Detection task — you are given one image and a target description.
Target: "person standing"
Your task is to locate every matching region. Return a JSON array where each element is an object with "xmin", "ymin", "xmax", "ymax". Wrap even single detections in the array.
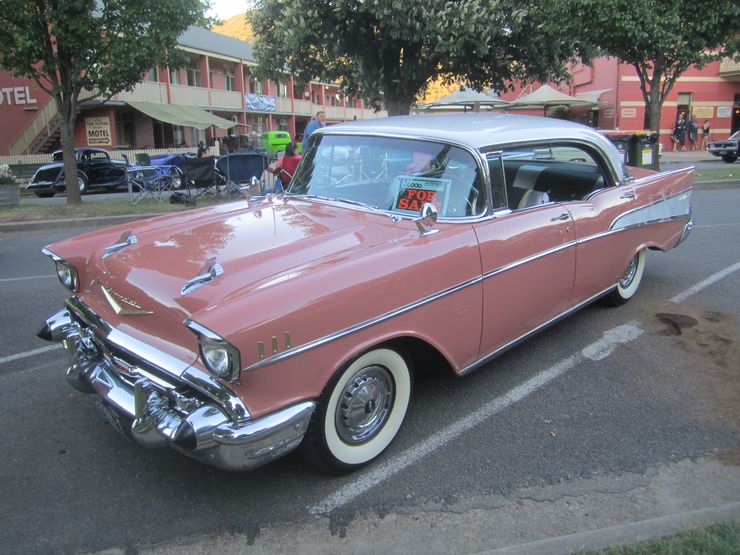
[
  {"xmin": 688, "ymin": 116, "xmax": 699, "ymax": 151},
  {"xmin": 700, "ymin": 120, "xmax": 711, "ymax": 150},
  {"xmin": 303, "ymin": 111, "xmax": 326, "ymax": 145},
  {"xmin": 672, "ymin": 112, "xmax": 687, "ymax": 152}
]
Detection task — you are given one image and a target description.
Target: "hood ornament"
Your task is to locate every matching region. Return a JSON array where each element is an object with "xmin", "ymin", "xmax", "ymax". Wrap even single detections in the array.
[
  {"xmin": 101, "ymin": 285, "xmax": 153, "ymax": 315},
  {"xmin": 103, "ymin": 230, "xmax": 137, "ymax": 258},
  {"xmin": 181, "ymin": 256, "xmax": 224, "ymax": 295}
]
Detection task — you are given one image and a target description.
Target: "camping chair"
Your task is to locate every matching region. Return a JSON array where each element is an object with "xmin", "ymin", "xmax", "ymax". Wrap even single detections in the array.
[
  {"xmin": 183, "ymin": 156, "xmax": 222, "ymax": 199},
  {"xmin": 215, "ymin": 152, "xmax": 270, "ymax": 197},
  {"xmin": 127, "ymin": 161, "xmax": 180, "ymax": 205}
]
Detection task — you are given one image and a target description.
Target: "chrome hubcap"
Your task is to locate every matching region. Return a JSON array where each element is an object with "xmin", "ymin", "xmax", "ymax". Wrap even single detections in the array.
[
  {"xmin": 619, "ymin": 255, "xmax": 638, "ymax": 288},
  {"xmin": 335, "ymin": 365, "xmax": 394, "ymax": 445}
]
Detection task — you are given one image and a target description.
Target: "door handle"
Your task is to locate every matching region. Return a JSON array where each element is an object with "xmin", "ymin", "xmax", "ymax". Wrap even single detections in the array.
[
  {"xmin": 550, "ymin": 213, "xmax": 569, "ymax": 221},
  {"xmin": 620, "ymin": 189, "xmax": 636, "ymax": 200}
]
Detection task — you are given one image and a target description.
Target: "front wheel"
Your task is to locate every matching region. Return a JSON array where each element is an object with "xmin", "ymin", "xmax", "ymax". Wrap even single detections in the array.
[
  {"xmin": 722, "ymin": 154, "xmax": 737, "ymax": 163},
  {"xmin": 302, "ymin": 347, "xmax": 412, "ymax": 473},
  {"xmin": 603, "ymin": 249, "xmax": 646, "ymax": 306},
  {"xmin": 78, "ymin": 175, "xmax": 88, "ymax": 194}
]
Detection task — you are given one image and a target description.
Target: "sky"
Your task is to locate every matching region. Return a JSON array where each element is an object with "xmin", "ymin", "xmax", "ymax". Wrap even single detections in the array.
[{"xmin": 206, "ymin": 0, "xmax": 249, "ymax": 21}]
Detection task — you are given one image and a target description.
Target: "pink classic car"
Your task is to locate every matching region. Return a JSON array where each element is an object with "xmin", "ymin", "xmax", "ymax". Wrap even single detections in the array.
[{"xmin": 38, "ymin": 115, "xmax": 693, "ymax": 473}]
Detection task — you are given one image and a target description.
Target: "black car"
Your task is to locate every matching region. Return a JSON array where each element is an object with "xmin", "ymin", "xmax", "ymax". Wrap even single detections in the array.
[
  {"xmin": 708, "ymin": 131, "xmax": 739, "ymax": 163},
  {"xmin": 26, "ymin": 148, "xmax": 127, "ymax": 197}
]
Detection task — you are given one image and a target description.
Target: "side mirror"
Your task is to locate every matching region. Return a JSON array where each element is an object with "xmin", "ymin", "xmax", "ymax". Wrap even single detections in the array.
[{"xmin": 414, "ymin": 202, "xmax": 439, "ymax": 236}]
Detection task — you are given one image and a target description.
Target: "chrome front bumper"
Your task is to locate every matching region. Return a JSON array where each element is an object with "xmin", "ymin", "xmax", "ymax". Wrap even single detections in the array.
[{"xmin": 39, "ymin": 307, "xmax": 315, "ymax": 471}]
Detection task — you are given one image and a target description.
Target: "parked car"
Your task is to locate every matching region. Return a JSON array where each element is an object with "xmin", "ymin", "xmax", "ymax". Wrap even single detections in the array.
[
  {"xmin": 708, "ymin": 131, "xmax": 739, "ymax": 163},
  {"xmin": 261, "ymin": 130, "xmax": 293, "ymax": 157},
  {"xmin": 37, "ymin": 115, "xmax": 694, "ymax": 473},
  {"xmin": 26, "ymin": 148, "xmax": 127, "ymax": 197}
]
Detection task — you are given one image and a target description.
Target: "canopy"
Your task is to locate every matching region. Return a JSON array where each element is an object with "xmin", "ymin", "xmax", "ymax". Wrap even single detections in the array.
[
  {"xmin": 126, "ymin": 101, "xmax": 237, "ymax": 130},
  {"xmin": 417, "ymin": 88, "xmax": 509, "ymax": 112},
  {"xmin": 509, "ymin": 85, "xmax": 594, "ymax": 110},
  {"xmin": 574, "ymin": 89, "xmax": 613, "ymax": 104}
]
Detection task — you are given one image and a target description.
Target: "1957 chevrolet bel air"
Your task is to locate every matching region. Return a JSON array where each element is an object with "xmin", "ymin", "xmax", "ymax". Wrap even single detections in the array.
[{"xmin": 38, "ymin": 115, "xmax": 693, "ymax": 473}]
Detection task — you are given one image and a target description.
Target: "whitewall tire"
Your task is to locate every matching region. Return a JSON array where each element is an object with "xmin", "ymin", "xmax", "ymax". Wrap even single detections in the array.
[
  {"xmin": 302, "ymin": 347, "xmax": 412, "ymax": 473},
  {"xmin": 604, "ymin": 248, "xmax": 646, "ymax": 306}
]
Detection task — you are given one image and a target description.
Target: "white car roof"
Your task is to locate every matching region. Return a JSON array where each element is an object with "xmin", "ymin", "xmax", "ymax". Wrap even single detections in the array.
[{"xmin": 319, "ymin": 114, "xmax": 625, "ymax": 177}]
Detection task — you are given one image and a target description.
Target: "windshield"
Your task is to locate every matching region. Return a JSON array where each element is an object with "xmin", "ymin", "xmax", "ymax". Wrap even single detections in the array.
[{"xmin": 289, "ymin": 134, "xmax": 486, "ymax": 218}]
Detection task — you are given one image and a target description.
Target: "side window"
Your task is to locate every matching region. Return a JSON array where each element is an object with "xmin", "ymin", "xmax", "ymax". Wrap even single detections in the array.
[
  {"xmin": 486, "ymin": 152, "xmax": 509, "ymax": 210},
  {"xmin": 501, "ymin": 145, "xmax": 608, "ymax": 210}
]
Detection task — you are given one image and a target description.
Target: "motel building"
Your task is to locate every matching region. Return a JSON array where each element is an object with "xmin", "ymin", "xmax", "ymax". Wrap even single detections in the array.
[
  {"xmin": 498, "ymin": 56, "xmax": 740, "ymax": 152},
  {"xmin": 0, "ymin": 26, "xmax": 387, "ymax": 158}
]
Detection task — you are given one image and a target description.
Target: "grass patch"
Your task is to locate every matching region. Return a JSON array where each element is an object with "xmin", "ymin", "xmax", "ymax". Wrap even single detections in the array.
[
  {"xmin": 0, "ymin": 196, "xmax": 229, "ymax": 223},
  {"xmin": 580, "ymin": 521, "xmax": 740, "ymax": 554},
  {"xmin": 694, "ymin": 167, "xmax": 738, "ymax": 182}
]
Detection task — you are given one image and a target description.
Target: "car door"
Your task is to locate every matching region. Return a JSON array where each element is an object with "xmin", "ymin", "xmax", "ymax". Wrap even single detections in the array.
[{"xmin": 473, "ymin": 152, "xmax": 577, "ymax": 361}]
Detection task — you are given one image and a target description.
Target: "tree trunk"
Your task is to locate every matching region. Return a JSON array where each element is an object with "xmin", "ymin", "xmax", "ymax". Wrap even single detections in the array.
[
  {"xmin": 56, "ymin": 97, "xmax": 81, "ymax": 205},
  {"xmin": 383, "ymin": 90, "xmax": 414, "ymax": 116}
]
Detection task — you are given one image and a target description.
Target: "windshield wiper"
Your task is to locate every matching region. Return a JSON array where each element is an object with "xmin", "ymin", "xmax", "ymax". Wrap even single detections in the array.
[{"xmin": 289, "ymin": 194, "xmax": 398, "ymax": 220}]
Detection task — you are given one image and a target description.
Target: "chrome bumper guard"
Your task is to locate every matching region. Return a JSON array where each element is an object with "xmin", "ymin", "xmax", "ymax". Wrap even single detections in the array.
[
  {"xmin": 675, "ymin": 217, "xmax": 694, "ymax": 247},
  {"xmin": 39, "ymin": 309, "xmax": 315, "ymax": 471}
]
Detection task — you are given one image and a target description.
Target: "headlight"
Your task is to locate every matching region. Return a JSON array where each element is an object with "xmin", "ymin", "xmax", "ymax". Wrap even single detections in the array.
[
  {"xmin": 42, "ymin": 248, "xmax": 79, "ymax": 291},
  {"xmin": 186, "ymin": 320, "xmax": 241, "ymax": 382}
]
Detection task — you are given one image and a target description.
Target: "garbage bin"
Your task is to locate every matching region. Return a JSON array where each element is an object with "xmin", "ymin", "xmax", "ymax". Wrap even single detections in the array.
[
  {"xmin": 630, "ymin": 131, "xmax": 659, "ymax": 170},
  {"xmin": 604, "ymin": 133, "xmax": 633, "ymax": 166}
]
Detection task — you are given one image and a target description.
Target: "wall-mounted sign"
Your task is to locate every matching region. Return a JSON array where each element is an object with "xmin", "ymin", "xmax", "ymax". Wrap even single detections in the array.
[
  {"xmin": 0, "ymin": 86, "xmax": 38, "ymax": 107},
  {"xmin": 692, "ymin": 106, "xmax": 713, "ymax": 119},
  {"xmin": 85, "ymin": 116, "xmax": 112, "ymax": 146},
  {"xmin": 244, "ymin": 93, "xmax": 276, "ymax": 112},
  {"xmin": 717, "ymin": 106, "xmax": 732, "ymax": 118},
  {"xmin": 621, "ymin": 108, "xmax": 637, "ymax": 118}
]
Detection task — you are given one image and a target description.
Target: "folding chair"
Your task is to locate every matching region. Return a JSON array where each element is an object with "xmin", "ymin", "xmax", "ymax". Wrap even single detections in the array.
[
  {"xmin": 215, "ymin": 152, "xmax": 269, "ymax": 197},
  {"xmin": 127, "ymin": 162, "xmax": 180, "ymax": 205},
  {"xmin": 183, "ymin": 156, "xmax": 222, "ymax": 199}
]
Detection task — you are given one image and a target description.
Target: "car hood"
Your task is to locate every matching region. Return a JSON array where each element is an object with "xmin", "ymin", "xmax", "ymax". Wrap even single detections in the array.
[{"xmin": 50, "ymin": 198, "xmax": 406, "ymax": 358}]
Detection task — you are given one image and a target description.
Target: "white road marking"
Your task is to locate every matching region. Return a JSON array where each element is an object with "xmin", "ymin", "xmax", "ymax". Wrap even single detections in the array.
[
  {"xmin": 310, "ymin": 322, "xmax": 644, "ymax": 515},
  {"xmin": 0, "ymin": 274, "xmax": 56, "ymax": 283},
  {"xmin": 311, "ymin": 259, "xmax": 740, "ymax": 515},
  {"xmin": 670, "ymin": 260, "xmax": 740, "ymax": 303},
  {"xmin": 0, "ymin": 344, "xmax": 62, "ymax": 365}
]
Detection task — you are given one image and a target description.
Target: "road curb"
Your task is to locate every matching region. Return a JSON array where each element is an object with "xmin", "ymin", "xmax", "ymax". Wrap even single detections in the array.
[
  {"xmin": 0, "ymin": 213, "xmax": 166, "ymax": 233},
  {"xmin": 478, "ymin": 502, "xmax": 740, "ymax": 555}
]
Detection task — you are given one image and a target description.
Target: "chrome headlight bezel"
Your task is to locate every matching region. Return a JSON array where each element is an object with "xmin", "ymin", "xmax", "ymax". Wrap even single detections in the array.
[
  {"xmin": 42, "ymin": 247, "xmax": 79, "ymax": 291},
  {"xmin": 185, "ymin": 320, "xmax": 242, "ymax": 383}
]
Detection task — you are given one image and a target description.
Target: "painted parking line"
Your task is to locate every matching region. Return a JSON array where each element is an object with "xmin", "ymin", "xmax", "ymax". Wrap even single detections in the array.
[
  {"xmin": 0, "ymin": 274, "xmax": 56, "ymax": 283},
  {"xmin": 310, "ymin": 259, "xmax": 740, "ymax": 515},
  {"xmin": 0, "ymin": 344, "xmax": 62, "ymax": 365}
]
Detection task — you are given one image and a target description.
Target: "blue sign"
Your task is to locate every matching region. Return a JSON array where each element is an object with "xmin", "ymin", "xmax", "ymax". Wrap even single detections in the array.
[{"xmin": 244, "ymin": 93, "xmax": 277, "ymax": 112}]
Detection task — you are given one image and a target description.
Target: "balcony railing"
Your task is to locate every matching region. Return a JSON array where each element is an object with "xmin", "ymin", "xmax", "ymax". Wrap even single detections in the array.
[
  {"xmin": 116, "ymin": 82, "xmax": 169, "ymax": 104},
  {"xmin": 211, "ymin": 89, "xmax": 243, "ymax": 110},
  {"xmin": 275, "ymin": 97, "xmax": 293, "ymax": 113},
  {"xmin": 719, "ymin": 57, "xmax": 740, "ymax": 77},
  {"xmin": 170, "ymin": 84, "xmax": 209, "ymax": 106}
]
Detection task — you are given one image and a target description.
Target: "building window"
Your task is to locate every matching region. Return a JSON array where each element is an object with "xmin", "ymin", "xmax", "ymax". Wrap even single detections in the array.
[
  {"xmin": 278, "ymin": 80, "xmax": 287, "ymax": 97},
  {"xmin": 250, "ymin": 77, "xmax": 262, "ymax": 94},
  {"xmin": 186, "ymin": 64, "xmax": 201, "ymax": 87},
  {"xmin": 169, "ymin": 68, "xmax": 180, "ymax": 85},
  {"xmin": 225, "ymin": 72, "xmax": 236, "ymax": 91},
  {"xmin": 278, "ymin": 117, "xmax": 289, "ymax": 131},
  {"xmin": 147, "ymin": 67, "xmax": 158, "ymax": 82},
  {"xmin": 115, "ymin": 111, "xmax": 135, "ymax": 148}
]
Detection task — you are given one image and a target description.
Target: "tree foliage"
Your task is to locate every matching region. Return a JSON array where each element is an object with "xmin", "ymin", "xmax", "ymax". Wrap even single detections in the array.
[
  {"xmin": 250, "ymin": 0, "xmax": 588, "ymax": 116},
  {"xmin": 0, "ymin": 0, "xmax": 209, "ymax": 204},
  {"xmin": 554, "ymin": 0, "xmax": 739, "ymax": 131}
]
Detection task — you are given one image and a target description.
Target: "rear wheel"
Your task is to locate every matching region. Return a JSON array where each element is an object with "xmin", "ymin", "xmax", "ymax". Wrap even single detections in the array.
[
  {"xmin": 78, "ymin": 175, "xmax": 88, "ymax": 194},
  {"xmin": 302, "ymin": 347, "xmax": 412, "ymax": 473},
  {"xmin": 721, "ymin": 154, "xmax": 737, "ymax": 163},
  {"xmin": 34, "ymin": 191, "xmax": 55, "ymax": 198},
  {"xmin": 603, "ymin": 249, "xmax": 646, "ymax": 306}
]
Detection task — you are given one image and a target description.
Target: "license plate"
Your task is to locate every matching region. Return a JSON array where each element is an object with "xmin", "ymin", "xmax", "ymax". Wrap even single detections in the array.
[{"xmin": 94, "ymin": 399, "xmax": 133, "ymax": 441}]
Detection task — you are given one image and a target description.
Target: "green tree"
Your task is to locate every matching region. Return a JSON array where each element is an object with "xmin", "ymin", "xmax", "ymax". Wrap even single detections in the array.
[
  {"xmin": 556, "ymin": 0, "xmax": 739, "ymax": 132},
  {"xmin": 250, "ymin": 0, "xmax": 587, "ymax": 116},
  {"xmin": 0, "ymin": 0, "xmax": 209, "ymax": 204}
]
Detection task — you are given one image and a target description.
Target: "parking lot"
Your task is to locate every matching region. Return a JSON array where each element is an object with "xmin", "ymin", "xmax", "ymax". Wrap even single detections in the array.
[{"xmin": 0, "ymin": 185, "xmax": 738, "ymax": 554}]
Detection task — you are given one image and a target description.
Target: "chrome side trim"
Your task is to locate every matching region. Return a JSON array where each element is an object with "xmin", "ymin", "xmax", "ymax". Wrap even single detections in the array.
[
  {"xmin": 482, "ymin": 240, "xmax": 576, "ymax": 280},
  {"xmin": 459, "ymin": 284, "xmax": 616, "ymax": 376},
  {"xmin": 609, "ymin": 188, "xmax": 692, "ymax": 231},
  {"xmin": 64, "ymin": 297, "xmax": 250, "ymax": 421},
  {"xmin": 244, "ymin": 273, "xmax": 484, "ymax": 372}
]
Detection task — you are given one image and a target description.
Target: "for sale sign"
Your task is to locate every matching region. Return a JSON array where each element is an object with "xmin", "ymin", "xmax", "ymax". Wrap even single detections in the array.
[
  {"xmin": 392, "ymin": 176, "xmax": 451, "ymax": 215},
  {"xmin": 85, "ymin": 116, "xmax": 112, "ymax": 146}
]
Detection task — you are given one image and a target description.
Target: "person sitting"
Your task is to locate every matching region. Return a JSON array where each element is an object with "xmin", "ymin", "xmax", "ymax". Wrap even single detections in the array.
[{"xmin": 269, "ymin": 142, "xmax": 302, "ymax": 192}]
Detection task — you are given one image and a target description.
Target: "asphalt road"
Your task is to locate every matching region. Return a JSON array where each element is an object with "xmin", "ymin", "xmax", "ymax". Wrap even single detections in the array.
[{"xmin": 0, "ymin": 188, "xmax": 739, "ymax": 554}]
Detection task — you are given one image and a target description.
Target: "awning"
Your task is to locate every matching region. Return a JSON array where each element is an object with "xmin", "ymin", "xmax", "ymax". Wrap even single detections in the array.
[
  {"xmin": 125, "ymin": 101, "xmax": 237, "ymax": 130},
  {"xmin": 574, "ymin": 89, "xmax": 613, "ymax": 104}
]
